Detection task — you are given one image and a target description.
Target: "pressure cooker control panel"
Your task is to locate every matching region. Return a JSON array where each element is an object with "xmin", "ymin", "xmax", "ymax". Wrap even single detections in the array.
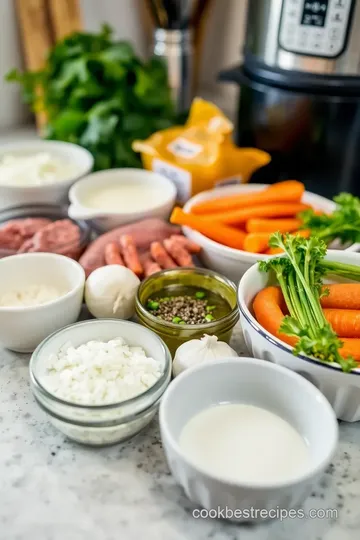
[{"xmin": 279, "ymin": 0, "xmax": 355, "ymax": 58}]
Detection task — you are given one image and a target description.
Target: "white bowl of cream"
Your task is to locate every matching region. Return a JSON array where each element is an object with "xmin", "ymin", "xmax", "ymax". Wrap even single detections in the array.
[
  {"xmin": 159, "ymin": 358, "xmax": 338, "ymax": 522},
  {"xmin": 68, "ymin": 168, "xmax": 177, "ymax": 231},
  {"xmin": 0, "ymin": 140, "xmax": 93, "ymax": 211}
]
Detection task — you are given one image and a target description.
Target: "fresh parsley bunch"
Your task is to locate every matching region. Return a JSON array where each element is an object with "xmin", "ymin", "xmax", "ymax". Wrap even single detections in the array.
[{"xmin": 7, "ymin": 25, "xmax": 177, "ymax": 170}]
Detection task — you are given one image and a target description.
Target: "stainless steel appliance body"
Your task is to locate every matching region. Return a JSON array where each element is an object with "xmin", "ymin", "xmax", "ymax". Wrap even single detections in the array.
[
  {"xmin": 245, "ymin": 0, "xmax": 360, "ymax": 77},
  {"xmin": 219, "ymin": 0, "xmax": 360, "ymax": 197}
]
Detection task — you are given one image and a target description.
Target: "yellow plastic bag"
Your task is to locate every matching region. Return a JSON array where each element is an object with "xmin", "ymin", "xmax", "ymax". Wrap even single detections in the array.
[{"xmin": 133, "ymin": 98, "xmax": 271, "ymax": 203}]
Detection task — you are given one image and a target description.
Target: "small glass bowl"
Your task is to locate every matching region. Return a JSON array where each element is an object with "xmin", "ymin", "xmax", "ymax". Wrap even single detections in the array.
[
  {"xmin": 29, "ymin": 319, "xmax": 172, "ymax": 446},
  {"xmin": 0, "ymin": 204, "xmax": 92, "ymax": 260},
  {"xmin": 135, "ymin": 267, "xmax": 239, "ymax": 356}
]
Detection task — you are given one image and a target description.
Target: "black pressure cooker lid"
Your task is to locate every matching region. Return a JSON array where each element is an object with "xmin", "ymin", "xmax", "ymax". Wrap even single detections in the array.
[{"xmin": 219, "ymin": 56, "xmax": 360, "ymax": 98}]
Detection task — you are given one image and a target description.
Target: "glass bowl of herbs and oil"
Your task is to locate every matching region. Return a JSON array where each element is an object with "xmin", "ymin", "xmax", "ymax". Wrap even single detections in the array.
[{"xmin": 135, "ymin": 267, "xmax": 239, "ymax": 355}]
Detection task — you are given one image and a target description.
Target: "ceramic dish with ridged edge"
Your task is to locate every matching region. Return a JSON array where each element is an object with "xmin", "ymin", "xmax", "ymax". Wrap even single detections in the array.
[
  {"xmin": 159, "ymin": 358, "xmax": 338, "ymax": 522},
  {"xmin": 182, "ymin": 184, "xmax": 360, "ymax": 283},
  {"xmin": 238, "ymin": 249, "xmax": 360, "ymax": 422}
]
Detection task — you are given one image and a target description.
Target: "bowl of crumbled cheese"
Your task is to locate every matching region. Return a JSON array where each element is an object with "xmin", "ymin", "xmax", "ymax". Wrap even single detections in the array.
[
  {"xmin": 0, "ymin": 252, "xmax": 85, "ymax": 352},
  {"xmin": 29, "ymin": 319, "xmax": 172, "ymax": 446}
]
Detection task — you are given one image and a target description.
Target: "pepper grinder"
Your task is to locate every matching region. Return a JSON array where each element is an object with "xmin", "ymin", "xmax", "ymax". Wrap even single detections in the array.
[{"xmin": 145, "ymin": 0, "xmax": 212, "ymax": 113}]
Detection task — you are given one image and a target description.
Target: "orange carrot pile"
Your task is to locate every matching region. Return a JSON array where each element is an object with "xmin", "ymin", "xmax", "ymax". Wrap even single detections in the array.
[
  {"xmin": 170, "ymin": 207, "xmax": 246, "ymax": 250},
  {"xmin": 170, "ymin": 180, "xmax": 323, "ymax": 253},
  {"xmin": 191, "ymin": 180, "xmax": 305, "ymax": 215},
  {"xmin": 253, "ymin": 285, "xmax": 360, "ymax": 362}
]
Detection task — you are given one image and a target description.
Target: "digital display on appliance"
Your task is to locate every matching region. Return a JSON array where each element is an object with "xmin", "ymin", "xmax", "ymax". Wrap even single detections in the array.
[{"xmin": 301, "ymin": 1, "xmax": 329, "ymax": 27}]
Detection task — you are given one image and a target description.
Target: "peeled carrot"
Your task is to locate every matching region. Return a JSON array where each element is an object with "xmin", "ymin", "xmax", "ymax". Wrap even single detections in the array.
[
  {"xmin": 324, "ymin": 309, "xmax": 360, "ymax": 338},
  {"xmin": 253, "ymin": 286, "xmax": 360, "ymax": 361},
  {"xmin": 198, "ymin": 202, "xmax": 310, "ymax": 226},
  {"xmin": 244, "ymin": 233, "xmax": 272, "ymax": 254},
  {"xmin": 340, "ymin": 339, "xmax": 360, "ymax": 361},
  {"xmin": 191, "ymin": 180, "xmax": 305, "ymax": 215},
  {"xmin": 119, "ymin": 235, "xmax": 143, "ymax": 276},
  {"xmin": 265, "ymin": 247, "xmax": 284, "ymax": 255},
  {"xmin": 170, "ymin": 207, "xmax": 246, "ymax": 250},
  {"xmin": 252, "ymin": 286, "xmax": 297, "ymax": 347},
  {"xmin": 104, "ymin": 242, "xmax": 124, "ymax": 266},
  {"xmin": 321, "ymin": 284, "xmax": 360, "ymax": 310},
  {"xmin": 246, "ymin": 218, "xmax": 302, "ymax": 234}
]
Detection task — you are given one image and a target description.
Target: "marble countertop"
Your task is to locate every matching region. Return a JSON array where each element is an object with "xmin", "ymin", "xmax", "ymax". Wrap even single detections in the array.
[{"xmin": 1, "ymin": 323, "xmax": 360, "ymax": 540}]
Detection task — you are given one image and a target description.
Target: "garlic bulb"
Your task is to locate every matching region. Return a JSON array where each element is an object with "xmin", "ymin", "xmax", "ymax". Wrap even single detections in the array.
[
  {"xmin": 172, "ymin": 334, "xmax": 238, "ymax": 377},
  {"xmin": 85, "ymin": 265, "xmax": 140, "ymax": 320}
]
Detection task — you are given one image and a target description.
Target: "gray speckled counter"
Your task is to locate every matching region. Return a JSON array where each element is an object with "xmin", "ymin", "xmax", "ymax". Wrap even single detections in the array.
[{"xmin": 1, "ymin": 323, "xmax": 360, "ymax": 540}]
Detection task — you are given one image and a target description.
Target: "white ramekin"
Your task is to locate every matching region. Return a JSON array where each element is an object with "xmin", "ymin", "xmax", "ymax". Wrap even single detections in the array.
[
  {"xmin": 68, "ymin": 168, "xmax": 177, "ymax": 231},
  {"xmin": 159, "ymin": 358, "xmax": 338, "ymax": 521},
  {"xmin": 0, "ymin": 253, "xmax": 85, "ymax": 352}
]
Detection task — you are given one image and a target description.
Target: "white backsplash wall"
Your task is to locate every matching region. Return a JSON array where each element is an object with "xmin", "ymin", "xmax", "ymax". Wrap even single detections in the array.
[{"xmin": 0, "ymin": 0, "xmax": 247, "ymax": 130}]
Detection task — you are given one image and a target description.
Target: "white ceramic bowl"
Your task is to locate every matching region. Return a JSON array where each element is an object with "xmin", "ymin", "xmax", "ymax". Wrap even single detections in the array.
[
  {"xmin": 30, "ymin": 319, "xmax": 172, "ymax": 446},
  {"xmin": 183, "ymin": 184, "xmax": 360, "ymax": 282},
  {"xmin": 0, "ymin": 140, "xmax": 94, "ymax": 211},
  {"xmin": 238, "ymin": 249, "xmax": 360, "ymax": 422},
  {"xmin": 160, "ymin": 358, "xmax": 338, "ymax": 521},
  {"xmin": 68, "ymin": 168, "xmax": 177, "ymax": 231},
  {"xmin": 0, "ymin": 253, "xmax": 85, "ymax": 352}
]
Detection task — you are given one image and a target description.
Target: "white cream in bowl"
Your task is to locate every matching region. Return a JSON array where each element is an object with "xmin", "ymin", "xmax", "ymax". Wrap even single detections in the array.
[
  {"xmin": 179, "ymin": 403, "xmax": 310, "ymax": 485},
  {"xmin": 0, "ymin": 152, "xmax": 81, "ymax": 186},
  {"xmin": 159, "ymin": 358, "xmax": 338, "ymax": 521}
]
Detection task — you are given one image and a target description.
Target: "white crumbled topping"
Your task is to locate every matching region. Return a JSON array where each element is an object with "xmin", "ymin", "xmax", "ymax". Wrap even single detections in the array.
[
  {"xmin": 0, "ymin": 284, "xmax": 65, "ymax": 307},
  {"xmin": 0, "ymin": 152, "xmax": 80, "ymax": 186},
  {"xmin": 40, "ymin": 338, "xmax": 162, "ymax": 405}
]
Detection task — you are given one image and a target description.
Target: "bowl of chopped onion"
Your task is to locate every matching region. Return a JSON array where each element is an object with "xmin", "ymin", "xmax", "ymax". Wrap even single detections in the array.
[{"xmin": 29, "ymin": 319, "xmax": 172, "ymax": 446}]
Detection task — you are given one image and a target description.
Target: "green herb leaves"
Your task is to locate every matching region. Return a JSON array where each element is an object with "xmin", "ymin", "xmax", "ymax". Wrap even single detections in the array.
[
  {"xmin": 300, "ymin": 193, "xmax": 360, "ymax": 245},
  {"xmin": 260, "ymin": 233, "xmax": 356, "ymax": 371},
  {"xmin": 7, "ymin": 25, "xmax": 177, "ymax": 170}
]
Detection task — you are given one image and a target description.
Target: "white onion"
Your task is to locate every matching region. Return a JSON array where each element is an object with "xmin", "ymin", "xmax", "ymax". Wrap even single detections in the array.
[{"xmin": 85, "ymin": 265, "xmax": 140, "ymax": 320}]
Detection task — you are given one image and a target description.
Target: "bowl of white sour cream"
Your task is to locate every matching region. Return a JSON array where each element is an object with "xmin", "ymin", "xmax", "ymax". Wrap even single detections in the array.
[
  {"xmin": 159, "ymin": 358, "xmax": 338, "ymax": 522},
  {"xmin": 68, "ymin": 168, "xmax": 177, "ymax": 231},
  {"xmin": 0, "ymin": 140, "xmax": 93, "ymax": 211},
  {"xmin": 30, "ymin": 319, "xmax": 172, "ymax": 446}
]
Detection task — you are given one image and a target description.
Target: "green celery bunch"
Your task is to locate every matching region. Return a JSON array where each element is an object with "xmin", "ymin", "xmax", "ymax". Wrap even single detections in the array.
[{"xmin": 259, "ymin": 233, "xmax": 357, "ymax": 372}]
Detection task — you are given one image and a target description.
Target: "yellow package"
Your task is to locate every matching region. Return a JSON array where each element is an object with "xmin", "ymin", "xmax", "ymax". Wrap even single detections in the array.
[{"xmin": 132, "ymin": 98, "xmax": 271, "ymax": 203}]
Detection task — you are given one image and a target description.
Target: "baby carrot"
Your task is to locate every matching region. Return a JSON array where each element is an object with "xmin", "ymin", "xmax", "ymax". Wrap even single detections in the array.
[
  {"xmin": 170, "ymin": 207, "xmax": 246, "ymax": 250},
  {"xmin": 104, "ymin": 242, "xmax": 124, "ymax": 266},
  {"xmin": 244, "ymin": 233, "xmax": 272, "ymax": 253},
  {"xmin": 246, "ymin": 218, "xmax": 302, "ymax": 234},
  {"xmin": 198, "ymin": 202, "xmax": 310, "ymax": 226},
  {"xmin": 253, "ymin": 286, "xmax": 360, "ymax": 361},
  {"xmin": 320, "ymin": 284, "xmax": 360, "ymax": 310},
  {"xmin": 252, "ymin": 286, "xmax": 297, "ymax": 347},
  {"xmin": 191, "ymin": 180, "xmax": 305, "ymax": 215},
  {"xmin": 324, "ymin": 309, "xmax": 360, "ymax": 338}
]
